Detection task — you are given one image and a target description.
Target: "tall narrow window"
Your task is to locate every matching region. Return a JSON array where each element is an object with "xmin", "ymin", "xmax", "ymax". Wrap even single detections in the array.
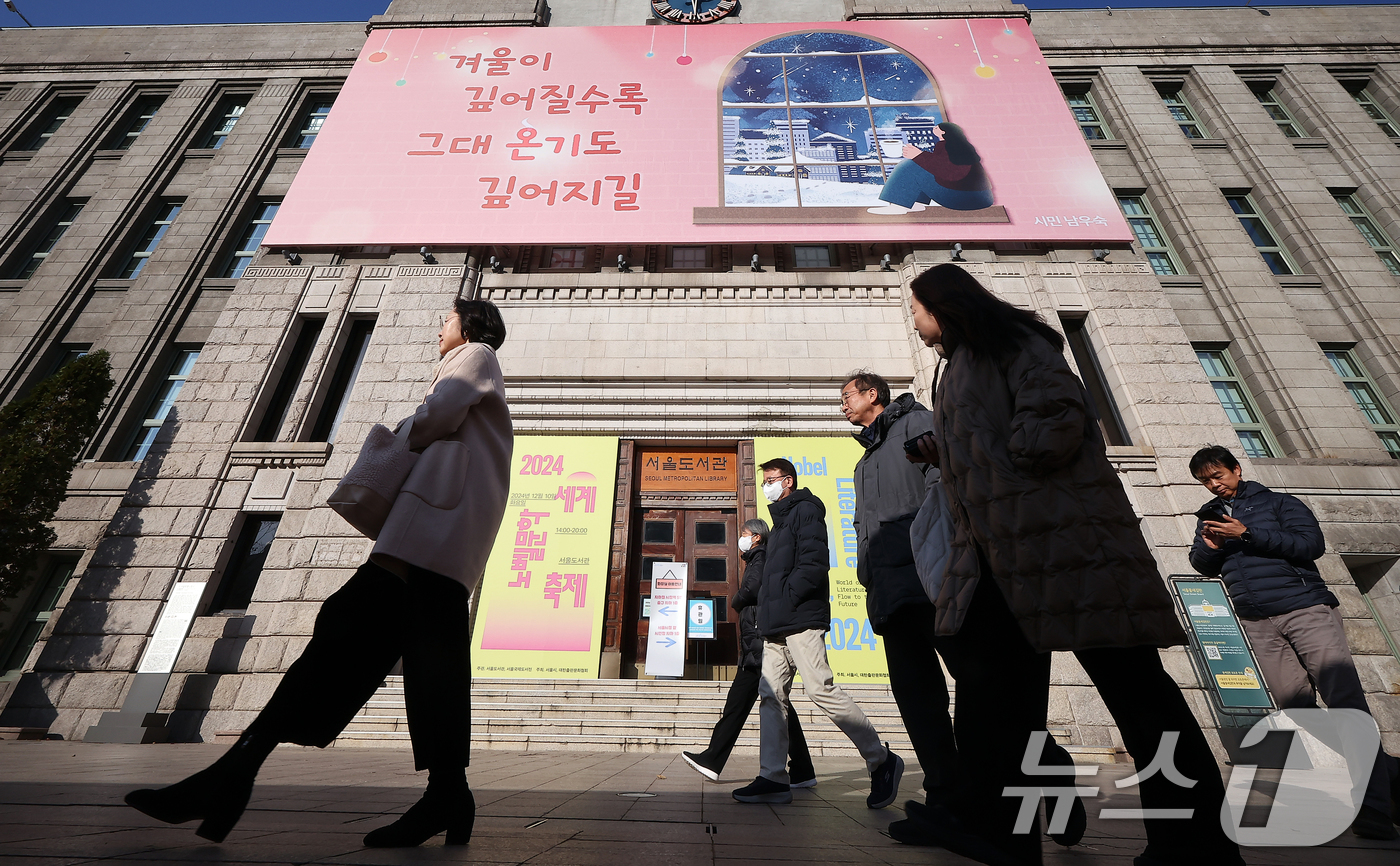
[
  {"xmin": 1334, "ymin": 193, "xmax": 1400, "ymax": 276},
  {"xmin": 1195, "ymin": 347, "xmax": 1278, "ymax": 458},
  {"xmin": 1249, "ymin": 85, "xmax": 1303, "ymax": 138},
  {"xmin": 1225, "ymin": 194, "xmax": 1295, "ymax": 276},
  {"xmin": 200, "ymin": 95, "xmax": 250, "ymax": 149},
  {"xmin": 17, "ymin": 96, "xmax": 83, "ymax": 151},
  {"xmin": 1347, "ymin": 86, "xmax": 1400, "ymax": 138},
  {"xmin": 105, "ymin": 96, "xmax": 165, "ymax": 151},
  {"xmin": 49, "ymin": 344, "xmax": 90, "ymax": 376},
  {"xmin": 0, "ymin": 557, "xmax": 78, "ymax": 677},
  {"xmin": 221, "ymin": 202, "xmax": 280, "ymax": 278},
  {"xmin": 255, "ymin": 318, "xmax": 323, "ymax": 442},
  {"xmin": 1157, "ymin": 87, "xmax": 1207, "ymax": 139},
  {"xmin": 292, "ymin": 98, "xmax": 335, "ymax": 148},
  {"xmin": 310, "ymin": 320, "xmax": 374, "ymax": 443},
  {"xmin": 1061, "ymin": 317, "xmax": 1131, "ymax": 446},
  {"xmin": 1117, "ymin": 195, "xmax": 1181, "ymax": 275},
  {"xmin": 1323, "ymin": 347, "xmax": 1400, "ymax": 459},
  {"xmin": 210, "ymin": 516, "xmax": 280, "ymax": 612},
  {"xmin": 124, "ymin": 348, "xmax": 200, "ymax": 462},
  {"xmin": 8, "ymin": 201, "xmax": 84, "ymax": 280},
  {"xmin": 117, "ymin": 201, "xmax": 183, "ymax": 279},
  {"xmin": 1062, "ymin": 88, "xmax": 1111, "ymax": 140}
]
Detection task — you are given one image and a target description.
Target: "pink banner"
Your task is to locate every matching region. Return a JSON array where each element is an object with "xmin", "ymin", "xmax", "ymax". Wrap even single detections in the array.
[{"xmin": 266, "ymin": 20, "xmax": 1132, "ymax": 247}]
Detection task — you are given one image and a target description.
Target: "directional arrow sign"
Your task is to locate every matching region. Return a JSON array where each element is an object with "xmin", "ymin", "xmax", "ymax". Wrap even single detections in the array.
[{"xmin": 644, "ymin": 562, "xmax": 687, "ymax": 678}]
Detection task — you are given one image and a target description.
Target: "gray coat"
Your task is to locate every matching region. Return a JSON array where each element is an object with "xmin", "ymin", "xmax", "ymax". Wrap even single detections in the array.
[
  {"xmin": 930, "ymin": 334, "xmax": 1186, "ymax": 652},
  {"xmin": 852, "ymin": 392, "xmax": 937, "ymax": 633}
]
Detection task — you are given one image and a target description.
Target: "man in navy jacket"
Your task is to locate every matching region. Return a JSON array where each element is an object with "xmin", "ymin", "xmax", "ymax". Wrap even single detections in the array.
[{"xmin": 1188, "ymin": 445, "xmax": 1398, "ymax": 839}]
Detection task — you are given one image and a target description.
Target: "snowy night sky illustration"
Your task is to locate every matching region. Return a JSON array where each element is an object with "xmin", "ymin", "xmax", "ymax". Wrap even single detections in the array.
[{"xmin": 721, "ymin": 31, "xmax": 944, "ymax": 207}]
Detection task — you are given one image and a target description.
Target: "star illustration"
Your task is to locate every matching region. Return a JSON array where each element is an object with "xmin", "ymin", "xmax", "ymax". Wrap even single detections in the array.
[
  {"xmin": 845, "ymin": 120, "xmax": 857, "ymax": 131},
  {"xmin": 745, "ymin": 86, "xmax": 756, "ymax": 96}
]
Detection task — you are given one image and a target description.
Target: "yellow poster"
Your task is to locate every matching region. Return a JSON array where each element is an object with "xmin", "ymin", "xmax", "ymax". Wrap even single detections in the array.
[
  {"xmin": 472, "ymin": 436, "xmax": 619, "ymax": 678},
  {"xmin": 753, "ymin": 437, "xmax": 890, "ymax": 684}
]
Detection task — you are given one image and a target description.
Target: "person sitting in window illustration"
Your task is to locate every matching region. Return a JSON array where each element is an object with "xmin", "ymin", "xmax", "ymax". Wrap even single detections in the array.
[{"xmin": 868, "ymin": 123, "xmax": 994, "ymax": 214}]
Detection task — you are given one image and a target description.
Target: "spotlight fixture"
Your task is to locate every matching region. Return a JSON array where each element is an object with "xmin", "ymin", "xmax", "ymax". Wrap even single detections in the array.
[
  {"xmin": 880, "ymin": 254, "xmax": 893, "ymax": 272},
  {"xmin": 1093, "ymin": 249, "xmax": 1111, "ymax": 262},
  {"xmin": 617, "ymin": 254, "xmax": 630, "ymax": 273},
  {"xmin": 282, "ymin": 249, "xmax": 301, "ymax": 265},
  {"xmin": 419, "ymin": 246, "xmax": 436, "ymax": 264},
  {"xmin": 951, "ymin": 243, "xmax": 965, "ymax": 262},
  {"xmin": 489, "ymin": 255, "xmax": 505, "ymax": 274},
  {"xmin": 750, "ymin": 253, "xmax": 762, "ymax": 272}
]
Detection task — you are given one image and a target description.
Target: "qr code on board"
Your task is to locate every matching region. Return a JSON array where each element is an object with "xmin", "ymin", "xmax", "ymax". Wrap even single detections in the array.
[{"xmin": 1204, "ymin": 645, "xmax": 1222, "ymax": 660}]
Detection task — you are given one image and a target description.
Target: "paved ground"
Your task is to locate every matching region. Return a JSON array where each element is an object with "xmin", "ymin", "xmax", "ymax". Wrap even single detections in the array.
[{"xmin": 1, "ymin": 741, "xmax": 1396, "ymax": 865}]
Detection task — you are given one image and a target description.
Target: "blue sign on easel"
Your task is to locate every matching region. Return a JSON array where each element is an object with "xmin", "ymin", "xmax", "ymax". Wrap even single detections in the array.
[{"xmin": 688, "ymin": 598, "xmax": 715, "ymax": 640}]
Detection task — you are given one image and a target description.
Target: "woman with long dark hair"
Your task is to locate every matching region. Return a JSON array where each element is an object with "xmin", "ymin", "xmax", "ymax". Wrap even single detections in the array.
[
  {"xmin": 900, "ymin": 264, "xmax": 1241, "ymax": 866},
  {"xmin": 125, "ymin": 298, "xmax": 513, "ymax": 849},
  {"xmin": 869, "ymin": 122, "xmax": 994, "ymax": 215}
]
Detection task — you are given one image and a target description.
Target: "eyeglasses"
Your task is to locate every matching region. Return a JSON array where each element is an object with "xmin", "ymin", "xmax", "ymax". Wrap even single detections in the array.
[
  {"xmin": 840, "ymin": 387, "xmax": 873, "ymax": 406},
  {"xmin": 762, "ymin": 475, "xmax": 790, "ymax": 486}
]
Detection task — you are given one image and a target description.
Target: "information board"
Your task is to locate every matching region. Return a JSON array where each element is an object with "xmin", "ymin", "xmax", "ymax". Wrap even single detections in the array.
[
  {"xmin": 688, "ymin": 597, "xmax": 716, "ymax": 640},
  {"xmin": 1170, "ymin": 577, "xmax": 1274, "ymax": 710},
  {"xmin": 472, "ymin": 436, "xmax": 619, "ymax": 678},
  {"xmin": 753, "ymin": 437, "xmax": 888, "ymax": 684},
  {"xmin": 645, "ymin": 562, "xmax": 688, "ymax": 677}
]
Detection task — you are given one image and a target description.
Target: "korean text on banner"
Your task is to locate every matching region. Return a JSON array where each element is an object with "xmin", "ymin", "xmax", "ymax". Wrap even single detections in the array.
[
  {"xmin": 472, "ymin": 436, "xmax": 619, "ymax": 678},
  {"xmin": 266, "ymin": 20, "xmax": 1133, "ymax": 248},
  {"xmin": 645, "ymin": 562, "xmax": 688, "ymax": 677},
  {"xmin": 754, "ymin": 437, "xmax": 888, "ymax": 684},
  {"xmin": 1170, "ymin": 577, "xmax": 1274, "ymax": 710}
]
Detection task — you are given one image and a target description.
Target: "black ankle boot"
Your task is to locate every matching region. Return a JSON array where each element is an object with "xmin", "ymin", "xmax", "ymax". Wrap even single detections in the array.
[
  {"xmin": 124, "ymin": 732, "xmax": 275, "ymax": 842},
  {"xmin": 363, "ymin": 777, "xmax": 475, "ymax": 847}
]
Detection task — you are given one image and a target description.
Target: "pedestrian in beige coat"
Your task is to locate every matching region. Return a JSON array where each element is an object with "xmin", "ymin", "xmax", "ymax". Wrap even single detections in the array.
[
  {"xmin": 898, "ymin": 265, "xmax": 1240, "ymax": 866},
  {"xmin": 126, "ymin": 298, "xmax": 512, "ymax": 851}
]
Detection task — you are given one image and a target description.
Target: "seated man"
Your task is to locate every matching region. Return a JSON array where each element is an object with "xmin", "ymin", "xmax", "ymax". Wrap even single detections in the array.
[{"xmin": 1188, "ymin": 445, "xmax": 1399, "ymax": 840}]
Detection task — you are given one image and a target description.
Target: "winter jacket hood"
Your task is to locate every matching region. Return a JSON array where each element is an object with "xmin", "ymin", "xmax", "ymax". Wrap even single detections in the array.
[
  {"xmin": 758, "ymin": 488, "xmax": 832, "ymax": 638},
  {"xmin": 930, "ymin": 335, "xmax": 1185, "ymax": 652},
  {"xmin": 1188, "ymin": 480, "xmax": 1335, "ymax": 618},
  {"xmin": 852, "ymin": 392, "xmax": 936, "ymax": 632}
]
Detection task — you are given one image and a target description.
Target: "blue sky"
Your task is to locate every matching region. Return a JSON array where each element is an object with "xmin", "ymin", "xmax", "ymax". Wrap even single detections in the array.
[{"xmin": 1, "ymin": 0, "xmax": 1390, "ymax": 27}]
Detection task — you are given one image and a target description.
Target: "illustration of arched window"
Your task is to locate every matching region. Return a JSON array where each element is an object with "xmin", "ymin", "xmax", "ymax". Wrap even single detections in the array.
[{"xmin": 718, "ymin": 31, "xmax": 944, "ymax": 209}]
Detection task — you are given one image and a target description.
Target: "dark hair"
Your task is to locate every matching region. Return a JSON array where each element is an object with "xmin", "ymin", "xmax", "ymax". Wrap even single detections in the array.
[
  {"xmin": 937, "ymin": 122, "xmax": 980, "ymax": 166},
  {"xmin": 843, "ymin": 369, "xmax": 891, "ymax": 407},
  {"xmin": 909, "ymin": 263, "xmax": 1063, "ymax": 359},
  {"xmin": 1189, "ymin": 445, "xmax": 1240, "ymax": 478},
  {"xmin": 452, "ymin": 298, "xmax": 506, "ymax": 351},
  {"xmin": 760, "ymin": 457, "xmax": 797, "ymax": 481},
  {"xmin": 742, "ymin": 518, "xmax": 770, "ymax": 543}
]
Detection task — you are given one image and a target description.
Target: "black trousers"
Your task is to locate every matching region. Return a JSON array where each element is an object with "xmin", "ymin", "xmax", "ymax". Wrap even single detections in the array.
[
  {"xmin": 880, "ymin": 602, "xmax": 958, "ymax": 801},
  {"xmin": 697, "ymin": 665, "xmax": 814, "ymax": 777},
  {"xmin": 247, "ymin": 560, "xmax": 472, "ymax": 772},
  {"xmin": 937, "ymin": 574, "xmax": 1241, "ymax": 865}
]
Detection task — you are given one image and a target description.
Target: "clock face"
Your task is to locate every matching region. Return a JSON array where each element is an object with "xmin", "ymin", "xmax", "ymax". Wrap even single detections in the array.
[{"xmin": 651, "ymin": 0, "xmax": 738, "ymax": 25}]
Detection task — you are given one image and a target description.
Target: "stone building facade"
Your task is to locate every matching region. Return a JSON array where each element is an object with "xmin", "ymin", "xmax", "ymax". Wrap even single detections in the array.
[{"xmin": 0, "ymin": 0, "xmax": 1397, "ymax": 758}]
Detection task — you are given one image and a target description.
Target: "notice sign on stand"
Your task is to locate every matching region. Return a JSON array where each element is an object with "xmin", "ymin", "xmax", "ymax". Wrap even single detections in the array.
[
  {"xmin": 1170, "ymin": 577, "xmax": 1274, "ymax": 710},
  {"xmin": 688, "ymin": 598, "xmax": 716, "ymax": 640},
  {"xmin": 645, "ymin": 562, "xmax": 687, "ymax": 677}
]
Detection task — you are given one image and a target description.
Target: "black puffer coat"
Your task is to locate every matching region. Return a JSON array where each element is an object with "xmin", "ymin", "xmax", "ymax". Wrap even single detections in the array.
[
  {"xmin": 758, "ymin": 488, "xmax": 832, "ymax": 639},
  {"xmin": 931, "ymin": 333, "xmax": 1186, "ymax": 652},
  {"xmin": 1188, "ymin": 480, "xmax": 1334, "ymax": 618},
  {"xmin": 853, "ymin": 392, "xmax": 937, "ymax": 633},
  {"xmin": 731, "ymin": 545, "xmax": 766, "ymax": 670}
]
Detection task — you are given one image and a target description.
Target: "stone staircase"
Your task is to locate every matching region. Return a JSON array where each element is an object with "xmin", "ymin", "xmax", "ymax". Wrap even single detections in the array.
[
  {"xmin": 333, "ymin": 677, "xmax": 914, "ymax": 758},
  {"xmin": 333, "ymin": 677, "xmax": 1121, "ymax": 763}
]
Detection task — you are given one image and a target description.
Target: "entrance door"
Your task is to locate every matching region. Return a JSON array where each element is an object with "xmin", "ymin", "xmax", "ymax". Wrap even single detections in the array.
[{"xmin": 626, "ymin": 508, "xmax": 740, "ymax": 675}]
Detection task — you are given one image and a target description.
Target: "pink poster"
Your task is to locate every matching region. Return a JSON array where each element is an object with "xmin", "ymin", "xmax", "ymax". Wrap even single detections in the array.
[{"xmin": 266, "ymin": 20, "xmax": 1132, "ymax": 247}]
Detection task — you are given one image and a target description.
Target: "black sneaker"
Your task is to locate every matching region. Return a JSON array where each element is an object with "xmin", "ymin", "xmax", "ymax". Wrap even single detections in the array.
[
  {"xmin": 680, "ymin": 750, "xmax": 720, "ymax": 782},
  {"xmin": 790, "ymin": 767, "xmax": 818, "ymax": 789},
  {"xmin": 1352, "ymin": 803, "xmax": 1399, "ymax": 840},
  {"xmin": 732, "ymin": 775, "xmax": 792, "ymax": 804},
  {"xmin": 867, "ymin": 744, "xmax": 904, "ymax": 809},
  {"xmin": 886, "ymin": 816, "xmax": 940, "ymax": 846}
]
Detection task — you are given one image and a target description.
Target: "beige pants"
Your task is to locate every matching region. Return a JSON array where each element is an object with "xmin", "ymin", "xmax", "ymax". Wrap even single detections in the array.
[{"xmin": 758, "ymin": 627, "xmax": 885, "ymax": 783}]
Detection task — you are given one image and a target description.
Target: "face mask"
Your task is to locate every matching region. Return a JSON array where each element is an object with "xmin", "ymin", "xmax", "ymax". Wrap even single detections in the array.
[
  {"xmin": 738, "ymin": 535, "xmax": 754, "ymax": 553},
  {"xmin": 762, "ymin": 480, "xmax": 784, "ymax": 503}
]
